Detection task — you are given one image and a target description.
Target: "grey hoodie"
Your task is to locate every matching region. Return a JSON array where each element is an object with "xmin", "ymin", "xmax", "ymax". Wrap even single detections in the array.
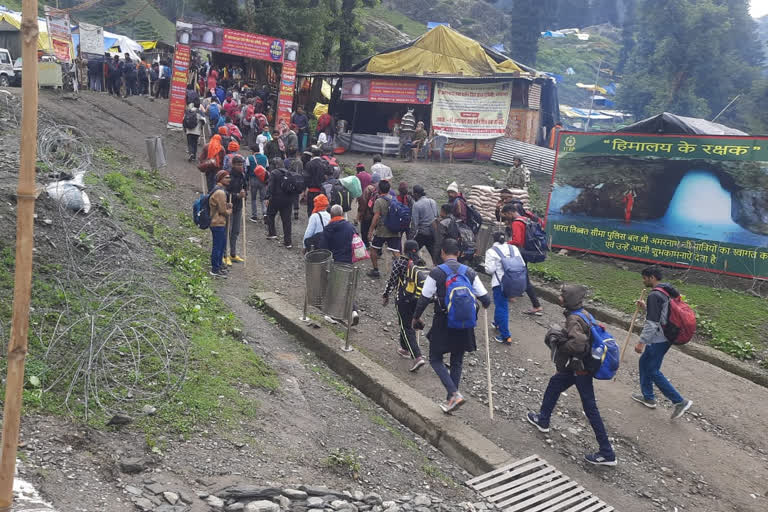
[{"xmin": 639, "ymin": 283, "xmax": 678, "ymax": 344}]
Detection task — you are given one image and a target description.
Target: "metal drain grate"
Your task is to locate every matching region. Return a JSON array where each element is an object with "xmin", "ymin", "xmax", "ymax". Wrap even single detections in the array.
[{"xmin": 466, "ymin": 455, "xmax": 614, "ymax": 512}]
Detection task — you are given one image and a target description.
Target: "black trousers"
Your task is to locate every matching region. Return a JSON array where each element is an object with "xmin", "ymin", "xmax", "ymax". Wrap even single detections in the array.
[
  {"xmin": 229, "ymin": 202, "xmax": 243, "ymax": 256},
  {"xmin": 267, "ymin": 201, "xmax": 292, "ymax": 246},
  {"xmin": 186, "ymin": 134, "xmax": 199, "ymax": 159},
  {"xmin": 397, "ymin": 299, "xmax": 421, "ymax": 358},
  {"xmin": 414, "ymin": 231, "xmax": 435, "ymax": 261}
]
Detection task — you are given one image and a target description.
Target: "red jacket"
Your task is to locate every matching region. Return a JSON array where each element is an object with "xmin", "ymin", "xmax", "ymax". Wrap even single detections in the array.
[{"xmin": 510, "ymin": 218, "xmax": 527, "ymax": 248}]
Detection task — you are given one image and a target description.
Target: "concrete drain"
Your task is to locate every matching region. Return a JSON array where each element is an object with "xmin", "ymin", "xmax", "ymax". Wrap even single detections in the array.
[{"xmin": 465, "ymin": 455, "xmax": 614, "ymax": 512}]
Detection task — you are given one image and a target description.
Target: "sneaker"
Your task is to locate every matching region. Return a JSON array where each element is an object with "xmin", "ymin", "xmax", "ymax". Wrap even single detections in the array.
[
  {"xmin": 266, "ymin": 235, "xmax": 278, "ymax": 240},
  {"xmin": 223, "ymin": 256, "xmax": 232, "ymax": 266},
  {"xmin": 209, "ymin": 270, "xmax": 228, "ymax": 279},
  {"xmin": 351, "ymin": 311, "xmax": 359, "ymax": 326},
  {"xmin": 494, "ymin": 335, "xmax": 512, "ymax": 345},
  {"xmin": 367, "ymin": 269, "xmax": 381, "ymax": 278},
  {"xmin": 526, "ymin": 412, "xmax": 550, "ymax": 433},
  {"xmin": 409, "ymin": 356, "xmax": 426, "ymax": 372},
  {"xmin": 397, "ymin": 348, "xmax": 411, "ymax": 358},
  {"xmin": 671, "ymin": 399, "xmax": 693, "ymax": 420},
  {"xmin": 285, "ymin": 245, "xmax": 293, "ymax": 249},
  {"xmin": 231, "ymin": 255, "xmax": 245, "ymax": 263},
  {"xmin": 584, "ymin": 453, "xmax": 617, "ymax": 466},
  {"xmin": 249, "ymin": 216, "xmax": 259, "ymax": 223},
  {"xmin": 440, "ymin": 392, "xmax": 465, "ymax": 413},
  {"xmin": 631, "ymin": 393, "xmax": 657, "ymax": 409}
]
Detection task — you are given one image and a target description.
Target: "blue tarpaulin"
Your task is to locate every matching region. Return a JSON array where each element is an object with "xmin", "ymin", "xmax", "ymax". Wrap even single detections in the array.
[{"xmin": 426, "ymin": 22, "xmax": 451, "ymax": 29}]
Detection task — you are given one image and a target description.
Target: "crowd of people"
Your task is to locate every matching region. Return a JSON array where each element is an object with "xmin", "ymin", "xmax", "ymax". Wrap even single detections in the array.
[
  {"xmin": 194, "ymin": 121, "xmax": 694, "ymax": 468},
  {"xmin": 80, "ymin": 52, "xmax": 172, "ymax": 98}
]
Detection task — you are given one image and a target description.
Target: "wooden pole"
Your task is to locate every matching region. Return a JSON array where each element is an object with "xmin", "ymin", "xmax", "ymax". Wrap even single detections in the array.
[
  {"xmin": 0, "ymin": 0, "xmax": 39, "ymax": 509},
  {"xmin": 483, "ymin": 309, "xmax": 494, "ymax": 420},
  {"xmin": 241, "ymin": 196, "xmax": 247, "ymax": 267},
  {"xmin": 618, "ymin": 289, "xmax": 647, "ymax": 373}
]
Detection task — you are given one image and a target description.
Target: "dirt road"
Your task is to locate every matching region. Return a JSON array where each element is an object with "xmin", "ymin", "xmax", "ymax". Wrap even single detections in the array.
[{"xmin": 37, "ymin": 90, "xmax": 768, "ymax": 512}]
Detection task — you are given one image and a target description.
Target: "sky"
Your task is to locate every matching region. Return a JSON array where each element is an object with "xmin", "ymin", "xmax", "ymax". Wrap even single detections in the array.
[{"xmin": 752, "ymin": 0, "xmax": 768, "ymax": 18}]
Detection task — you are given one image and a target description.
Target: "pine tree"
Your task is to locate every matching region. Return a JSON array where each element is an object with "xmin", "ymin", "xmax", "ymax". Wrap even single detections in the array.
[{"xmin": 506, "ymin": 0, "xmax": 547, "ymax": 66}]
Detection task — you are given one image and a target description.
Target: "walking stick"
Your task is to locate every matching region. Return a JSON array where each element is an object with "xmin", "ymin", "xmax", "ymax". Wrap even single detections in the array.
[
  {"xmin": 241, "ymin": 196, "xmax": 247, "ymax": 268},
  {"xmin": 617, "ymin": 289, "xmax": 647, "ymax": 378},
  {"xmin": 483, "ymin": 308, "xmax": 494, "ymax": 420}
]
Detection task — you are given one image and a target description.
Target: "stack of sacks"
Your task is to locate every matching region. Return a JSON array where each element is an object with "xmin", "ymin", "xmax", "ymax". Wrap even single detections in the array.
[{"xmin": 466, "ymin": 185, "xmax": 530, "ymax": 222}]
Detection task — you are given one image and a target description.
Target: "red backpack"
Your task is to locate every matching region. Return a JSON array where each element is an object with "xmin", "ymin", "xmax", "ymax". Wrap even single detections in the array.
[{"xmin": 654, "ymin": 287, "xmax": 696, "ymax": 344}]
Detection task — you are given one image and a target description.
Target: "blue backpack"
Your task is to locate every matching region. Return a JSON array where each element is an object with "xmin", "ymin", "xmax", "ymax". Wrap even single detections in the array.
[
  {"xmin": 439, "ymin": 263, "xmax": 477, "ymax": 329},
  {"xmin": 208, "ymin": 103, "xmax": 220, "ymax": 123},
  {"xmin": 193, "ymin": 186, "xmax": 218, "ymax": 229},
  {"xmin": 383, "ymin": 196, "xmax": 412, "ymax": 233},
  {"xmin": 516, "ymin": 217, "xmax": 549, "ymax": 263},
  {"xmin": 492, "ymin": 246, "xmax": 527, "ymax": 298},
  {"xmin": 572, "ymin": 310, "xmax": 619, "ymax": 380}
]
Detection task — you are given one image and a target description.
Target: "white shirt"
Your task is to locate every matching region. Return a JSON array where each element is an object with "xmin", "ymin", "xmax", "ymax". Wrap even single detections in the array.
[
  {"xmin": 371, "ymin": 162, "xmax": 393, "ymax": 182},
  {"xmin": 303, "ymin": 211, "xmax": 331, "ymax": 243},
  {"xmin": 318, "ymin": 132, "xmax": 328, "ymax": 145},
  {"xmin": 484, "ymin": 242, "xmax": 523, "ymax": 288},
  {"xmin": 421, "ymin": 263, "xmax": 488, "ymax": 300}
]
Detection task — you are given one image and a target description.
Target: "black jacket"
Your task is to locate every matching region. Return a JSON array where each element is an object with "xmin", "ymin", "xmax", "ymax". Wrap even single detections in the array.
[
  {"xmin": 266, "ymin": 167, "xmax": 294, "ymax": 204},
  {"xmin": 305, "ymin": 157, "xmax": 330, "ymax": 189},
  {"xmin": 226, "ymin": 168, "xmax": 248, "ymax": 210},
  {"xmin": 320, "ymin": 219, "xmax": 357, "ymax": 264}
]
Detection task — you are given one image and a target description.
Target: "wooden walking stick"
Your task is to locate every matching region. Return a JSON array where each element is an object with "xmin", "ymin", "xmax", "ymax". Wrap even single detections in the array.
[
  {"xmin": 0, "ymin": 0, "xmax": 39, "ymax": 508},
  {"xmin": 617, "ymin": 289, "xmax": 648, "ymax": 377},
  {"xmin": 483, "ymin": 308, "xmax": 494, "ymax": 420},
  {"xmin": 241, "ymin": 196, "xmax": 247, "ymax": 268}
]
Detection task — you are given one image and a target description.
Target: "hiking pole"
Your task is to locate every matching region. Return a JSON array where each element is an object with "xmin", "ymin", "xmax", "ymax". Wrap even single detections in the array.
[
  {"xmin": 0, "ymin": 0, "xmax": 38, "ymax": 508},
  {"xmin": 483, "ymin": 308, "xmax": 494, "ymax": 420},
  {"xmin": 241, "ymin": 196, "xmax": 247, "ymax": 268},
  {"xmin": 617, "ymin": 289, "xmax": 647, "ymax": 379}
]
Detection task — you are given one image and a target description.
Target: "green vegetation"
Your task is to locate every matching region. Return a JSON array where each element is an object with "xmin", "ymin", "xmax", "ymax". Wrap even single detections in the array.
[
  {"xmin": 359, "ymin": 4, "xmax": 426, "ymax": 38},
  {"xmin": 324, "ymin": 448, "xmax": 361, "ymax": 478},
  {"xmin": 529, "ymin": 253, "xmax": 768, "ymax": 360},
  {"xmin": 0, "ymin": 145, "xmax": 277, "ymax": 439}
]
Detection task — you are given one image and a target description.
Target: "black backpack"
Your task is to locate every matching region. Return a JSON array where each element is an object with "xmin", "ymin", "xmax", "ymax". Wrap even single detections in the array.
[
  {"xmin": 183, "ymin": 110, "xmax": 198, "ymax": 130},
  {"xmin": 457, "ymin": 196, "xmax": 483, "ymax": 234},
  {"xmin": 516, "ymin": 218, "xmax": 549, "ymax": 263},
  {"xmin": 331, "ymin": 182, "xmax": 352, "ymax": 212},
  {"xmin": 279, "ymin": 170, "xmax": 303, "ymax": 195}
]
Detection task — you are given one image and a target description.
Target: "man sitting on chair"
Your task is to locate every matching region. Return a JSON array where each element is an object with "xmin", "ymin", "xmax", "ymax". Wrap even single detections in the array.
[{"xmin": 405, "ymin": 121, "xmax": 428, "ymax": 162}]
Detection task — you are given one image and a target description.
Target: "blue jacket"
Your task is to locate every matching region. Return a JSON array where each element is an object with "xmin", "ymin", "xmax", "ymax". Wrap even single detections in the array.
[{"xmin": 320, "ymin": 219, "xmax": 357, "ymax": 264}]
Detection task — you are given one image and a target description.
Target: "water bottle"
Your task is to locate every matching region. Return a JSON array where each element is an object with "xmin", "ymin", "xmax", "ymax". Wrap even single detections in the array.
[{"xmin": 591, "ymin": 343, "xmax": 605, "ymax": 360}]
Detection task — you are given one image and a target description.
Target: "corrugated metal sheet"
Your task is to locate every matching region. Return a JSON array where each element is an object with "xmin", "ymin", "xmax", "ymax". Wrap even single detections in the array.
[
  {"xmin": 492, "ymin": 138, "xmax": 556, "ymax": 176},
  {"xmin": 528, "ymin": 84, "xmax": 541, "ymax": 110}
]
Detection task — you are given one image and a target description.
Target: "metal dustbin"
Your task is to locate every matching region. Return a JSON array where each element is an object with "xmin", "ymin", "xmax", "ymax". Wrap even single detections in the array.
[
  {"xmin": 322, "ymin": 263, "xmax": 358, "ymax": 320},
  {"xmin": 304, "ymin": 250, "xmax": 332, "ymax": 308},
  {"xmin": 145, "ymin": 136, "xmax": 167, "ymax": 170}
]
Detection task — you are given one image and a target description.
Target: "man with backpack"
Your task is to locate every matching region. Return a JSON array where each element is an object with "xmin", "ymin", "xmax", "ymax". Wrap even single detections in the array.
[
  {"xmin": 183, "ymin": 99, "xmax": 206, "ymax": 162},
  {"xmin": 412, "ymin": 239, "xmax": 491, "ymax": 413},
  {"xmin": 285, "ymin": 146, "xmax": 304, "ymax": 220},
  {"xmin": 506, "ymin": 202, "xmax": 544, "ymax": 316},
  {"xmin": 410, "ymin": 185, "xmax": 438, "ymax": 262},
  {"xmin": 484, "ymin": 232, "xmax": 526, "ymax": 345},
  {"xmin": 318, "ymin": 204, "xmax": 361, "ymax": 326},
  {"xmin": 383, "ymin": 240, "xmax": 428, "ymax": 372},
  {"xmin": 226, "ymin": 155, "xmax": 248, "ymax": 265},
  {"xmin": 632, "ymin": 266, "xmax": 693, "ymax": 419},
  {"xmin": 367, "ymin": 180, "xmax": 404, "ymax": 278},
  {"xmin": 208, "ymin": 171, "xmax": 233, "ymax": 278},
  {"xmin": 526, "ymin": 284, "xmax": 617, "ymax": 466},
  {"xmin": 304, "ymin": 147, "xmax": 331, "ymax": 217},
  {"xmin": 265, "ymin": 158, "xmax": 300, "ymax": 249},
  {"xmin": 446, "ymin": 182, "xmax": 468, "ymax": 223},
  {"xmin": 246, "ymin": 149, "xmax": 269, "ymax": 222}
]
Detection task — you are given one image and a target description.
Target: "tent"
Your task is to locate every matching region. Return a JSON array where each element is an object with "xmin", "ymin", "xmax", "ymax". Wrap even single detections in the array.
[
  {"xmin": 352, "ymin": 24, "xmax": 526, "ymax": 76},
  {"xmin": 617, "ymin": 112, "xmax": 747, "ymax": 136},
  {"xmin": 0, "ymin": 10, "xmax": 52, "ymax": 58}
]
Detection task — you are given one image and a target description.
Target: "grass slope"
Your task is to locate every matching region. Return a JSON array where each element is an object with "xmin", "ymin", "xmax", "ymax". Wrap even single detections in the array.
[
  {"xmin": 530, "ymin": 253, "xmax": 768, "ymax": 363},
  {"xmin": 360, "ymin": 4, "xmax": 427, "ymax": 39}
]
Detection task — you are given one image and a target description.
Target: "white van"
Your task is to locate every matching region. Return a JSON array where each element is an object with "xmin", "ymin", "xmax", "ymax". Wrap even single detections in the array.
[{"xmin": 0, "ymin": 48, "xmax": 15, "ymax": 87}]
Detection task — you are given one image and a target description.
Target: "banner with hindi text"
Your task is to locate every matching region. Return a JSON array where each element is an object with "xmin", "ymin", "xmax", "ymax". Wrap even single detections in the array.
[
  {"xmin": 546, "ymin": 132, "xmax": 768, "ymax": 279},
  {"xmin": 431, "ymin": 81, "xmax": 512, "ymax": 139},
  {"xmin": 44, "ymin": 7, "xmax": 74, "ymax": 63}
]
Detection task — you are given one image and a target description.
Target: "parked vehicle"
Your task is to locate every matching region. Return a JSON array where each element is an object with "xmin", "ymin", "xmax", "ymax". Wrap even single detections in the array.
[{"xmin": 0, "ymin": 48, "xmax": 16, "ymax": 87}]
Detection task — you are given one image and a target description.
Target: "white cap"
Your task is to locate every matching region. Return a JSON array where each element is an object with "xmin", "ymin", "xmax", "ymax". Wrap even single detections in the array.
[{"xmin": 447, "ymin": 181, "xmax": 459, "ymax": 193}]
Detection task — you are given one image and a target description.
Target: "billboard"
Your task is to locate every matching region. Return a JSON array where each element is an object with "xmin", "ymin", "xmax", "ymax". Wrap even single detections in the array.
[
  {"xmin": 169, "ymin": 22, "xmax": 298, "ymax": 129},
  {"xmin": 44, "ymin": 6, "xmax": 74, "ymax": 63},
  {"xmin": 546, "ymin": 132, "xmax": 768, "ymax": 279},
  {"xmin": 431, "ymin": 81, "xmax": 512, "ymax": 139},
  {"xmin": 78, "ymin": 22, "xmax": 104, "ymax": 58},
  {"xmin": 340, "ymin": 78, "xmax": 431, "ymax": 104}
]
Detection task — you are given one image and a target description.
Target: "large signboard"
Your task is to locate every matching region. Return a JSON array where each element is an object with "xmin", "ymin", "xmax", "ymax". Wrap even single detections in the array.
[
  {"xmin": 168, "ymin": 44, "xmax": 192, "ymax": 127},
  {"xmin": 341, "ymin": 78, "xmax": 431, "ymax": 104},
  {"xmin": 45, "ymin": 7, "xmax": 74, "ymax": 63},
  {"xmin": 431, "ymin": 81, "xmax": 512, "ymax": 139},
  {"xmin": 169, "ymin": 22, "xmax": 298, "ymax": 129},
  {"xmin": 79, "ymin": 22, "xmax": 105, "ymax": 58},
  {"xmin": 546, "ymin": 132, "xmax": 768, "ymax": 279}
]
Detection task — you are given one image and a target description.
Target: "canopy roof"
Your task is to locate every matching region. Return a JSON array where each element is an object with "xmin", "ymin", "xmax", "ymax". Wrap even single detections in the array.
[
  {"xmin": 617, "ymin": 112, "xmax": 747, "ymax": 136},
  {"xmin": 0, "ymin": 11, "xmax": 52, "ymax": 52},
  {"xmin": 351, "ymin": 25, "xmax": 538, "ymax": 77}
]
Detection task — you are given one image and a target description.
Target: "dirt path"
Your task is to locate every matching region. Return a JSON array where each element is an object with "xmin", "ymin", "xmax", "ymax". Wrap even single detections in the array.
[{"xmin": 36, "ymin": 90, "xmax": 768, "ymax": 512}]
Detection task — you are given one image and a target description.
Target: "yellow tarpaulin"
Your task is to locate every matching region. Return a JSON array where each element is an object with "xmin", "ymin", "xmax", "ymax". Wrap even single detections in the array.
[
  {"xmin": 365, "ymin": 25, "xmax": 523, "ymax": 76},
  {"xmin": 576, "ymin": 83, "xmax": 607, "ymax": 94},
  {"xmin": 138, "ymin": 40, "xmax": 158, "ymax": 50},
  {"xmin": 0, "ymin": 12, "xmax": 52, "ymax": 52}
]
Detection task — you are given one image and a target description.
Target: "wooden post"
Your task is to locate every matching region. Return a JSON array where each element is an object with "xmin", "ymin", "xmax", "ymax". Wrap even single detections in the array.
[
  {"xmin": 348, "ymin": 101, "xmax": 358, "ymax": 151},
  {"xmin": 0, "ymin": 0, "xmax": 39, "ymax": 509},
  {"xmin": 483, "ymin": 309, "xmax": 494, "ymax": 420}
]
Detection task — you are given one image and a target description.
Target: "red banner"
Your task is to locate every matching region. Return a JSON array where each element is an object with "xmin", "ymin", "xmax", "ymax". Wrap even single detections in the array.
[
  {"xmin": 221, "ymin": 29, "xmax": 285, "ymax": 62},
  {"xmin": 276, "ymin": 42, "xmax": 299, "ymax": 131},
  {"xmin": 341, "ymin": 78, "xmax": 431, "ymax": 104},
  {"xmin": 167, "ymin": 44, "xmax": 191, "ymax": 128}
]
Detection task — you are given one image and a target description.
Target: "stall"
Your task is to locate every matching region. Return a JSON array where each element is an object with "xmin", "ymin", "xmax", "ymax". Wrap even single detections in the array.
[{"xmin": 304, "ymin": 25, "xmax": 559, "ymax": 160}]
